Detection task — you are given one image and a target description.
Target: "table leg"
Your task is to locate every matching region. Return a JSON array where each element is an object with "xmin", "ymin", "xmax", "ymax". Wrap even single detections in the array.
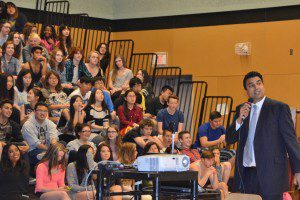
[
  {"xmin": 152, "ymin": 177, "xmax": 160, "ymax": 200},
  {"xmin": 134, "ymin": 183, "xmax": 140, "ymax": 200},
  {"xmin": 190, "ymin": 179, "xmax": 197, "ymax": 200}
]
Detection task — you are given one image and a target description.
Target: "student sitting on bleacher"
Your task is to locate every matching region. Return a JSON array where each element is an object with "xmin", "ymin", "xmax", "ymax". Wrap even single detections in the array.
[
  {"xmin": 122, "ymin": 118, "xmax": 163, "ymax": 156},
  {"xmin": 85, "ymin": 50, "xmax": 104, "ymax": 78},
  {"xmin": 108, "ymin": 54, "xmax": 133, "ymax": 99},
  {"xmin": 179, "ymin": 131, "xmax": 201, "ymax": 163},
  {"xmin": 6, "ymin": 2, "xmax": 27, "ymax": 33},
  {"xmin": 114, "ymin": 77, "xmax": 145, "ymax": 111},
  {"xmin": 0, "ymin": 143, "xmax": 30, "ymax": 200},
  {"xmin": 59, "ymin": 95, "xmax": 85, "ymax": 144},
  {"xmin": 22, "ymin": 33, "xmax": 49, "ymax": 63},
  {"xmin": 145, "ymin": 85, "xmax": 173, "ymax": 119},
  {"xmin": 14, "ymin": 69, "xmax": 34, "ymax": 108},
  {"xmin": 136, "ymin": 69, "xmax": 154, "ymax": 100},
  {"xmin": 21, "ymin": 88, "xmax": 44, "ymax": 124},
  {"xmin": 157, "ymin": 94, "xmax": 184, "ymax": 139},
  {"xmin": 143, "ymin": 141, "xmax": 160, "ymax": 155},
  {"xmin": 85, "ymin": 88, "xmax": 110, "ymax": 136},
  {"xmin": 190, "ymin": 150, "xmax": 228, "ymax": 199},
  {"xmin": 40, "ymin": 25, "xmax": 58, "ymax": 53},
  {"xmin": 211, "ymin": 147, "xmax": 231, "ymax": 185},
  {"xmin": 96, "ymin": 43, "xmax": 110, "ymax": 74},
  {"xmin": 20, "ymin": 22, "xmax": 37, "ymax": 46},
  {"xmin": 0, "ymin": 100, "xmax": 29, "ymax": 160},
  {"xmin": 1, "ymin": 40, "xmax": 21, "ymax": 77},
  {"xmin": 0, "ymin": 20, "xmax": 11, "ymax": 46},
  {"xmin": 193, "ymin": 111, "xmax": 236, "ymax": 166},
  {"xmin": 41, "ymin": 71, "xmax": 69, "ymax": 124},
  {"xmin": 119, "ymin": 143, "xmax": 138, "ymax": 192},
  {"xmin": 35, "ymin": 143, "xmax": 70, "ymax": 200},
  {"xmin": 65, "ymin": 47, "xmax": 87, "ymax": 85},
  {"xmin": 68, "ymin": 76, "xmax": 92, "ymax": 106},
  {"xmin": 93, "ymin": 143, "xmax": 123, "ymax": 200},
  {"xmin": 92, "ymin": 76, "xmax": 117, "ymax": 121},
  {"xmin": 56, "ymin": 24, "xmax": 72, "ymax": 57},
  {"xmin": 22, "ymin": 45, "xmax": 48, "ymax": 85},
  {"xmin": 159, "ymin": 129, "xmax": 173, "ymax": 152},
  {"xmin": 100, "ymin": 124, "xmax": 122, "ymax": 161},
  {"xmin": 67, "ymin": 144, "xmax": 97, "ymax": 200},
  {"xmin": 117, "ymin": 89, "xmax": 143, "ymax": 136},
  {"xmin": 48, "ymin": 48, "xmax": 73, "ymax": 89},
  {"xmin": 22, "ymin": 102, "xmax": 58, "ymax": 167},
  {"xmin": 66, "ymin": 124, "xmax": 96, "ymax": 153}
]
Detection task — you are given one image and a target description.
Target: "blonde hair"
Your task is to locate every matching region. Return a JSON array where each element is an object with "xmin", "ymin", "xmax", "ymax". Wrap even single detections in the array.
[
  {"xmin": 86, "ymin": 50, "xmax": 100, "ymax": 63},
  {"xmin": 28, "ymin": 33, "xmax": 40, "ymax": 40}
]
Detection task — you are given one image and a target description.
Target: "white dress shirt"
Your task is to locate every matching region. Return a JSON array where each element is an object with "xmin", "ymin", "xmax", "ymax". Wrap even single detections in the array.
[{"xmin": 236, "ymin": 96, "xmax": 266, "ymax": 167}]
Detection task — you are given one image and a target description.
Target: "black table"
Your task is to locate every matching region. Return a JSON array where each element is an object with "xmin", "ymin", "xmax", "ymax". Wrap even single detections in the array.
[{"xmin": 95, "ymin": 169, "xmax": 198, "ymax": 200}]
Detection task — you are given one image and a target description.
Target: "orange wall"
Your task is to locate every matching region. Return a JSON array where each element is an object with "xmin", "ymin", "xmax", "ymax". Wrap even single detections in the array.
[{"xmin": 111, "ymin": 19, "xmax": 300, "ymax": 110}]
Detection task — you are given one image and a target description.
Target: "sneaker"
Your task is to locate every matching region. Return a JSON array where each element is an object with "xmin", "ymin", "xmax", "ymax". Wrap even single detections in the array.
[{"xmin": 29, "ymin": 177, "xmax": 36, "ymax": 185}]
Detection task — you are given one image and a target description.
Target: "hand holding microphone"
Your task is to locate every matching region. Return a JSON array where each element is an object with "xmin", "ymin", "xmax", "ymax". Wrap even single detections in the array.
[{"xmin": 237, "ymin": 98, "xmax": 254, "ymax": 124}]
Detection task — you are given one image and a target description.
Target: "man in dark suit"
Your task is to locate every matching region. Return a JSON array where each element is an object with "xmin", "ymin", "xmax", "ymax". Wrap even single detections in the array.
[{"xmin": 226, "ymin": 71, "xmax": 300, "ymax": 200}]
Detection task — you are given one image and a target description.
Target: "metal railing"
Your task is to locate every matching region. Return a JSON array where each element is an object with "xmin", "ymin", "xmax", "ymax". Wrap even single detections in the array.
[
  {"xmin": 130, "ymin": 53, "xmax": 158, "ymax": 78},
  {"xmin": 152, "ymin": 66, "xmax": 182, "ymax": 96},
  {"xmin": 178, "ymin": 81, "xmax": 208, "ymax": 138},
  {"xmin": 106, "ymin": 40, "xmax": 134, "ymax": 80}
]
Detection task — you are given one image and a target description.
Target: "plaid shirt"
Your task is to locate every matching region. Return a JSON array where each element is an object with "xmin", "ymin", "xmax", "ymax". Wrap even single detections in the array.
[{"xmin": 181, "ymin": 148, "xmax": 201, "ymax": 163}]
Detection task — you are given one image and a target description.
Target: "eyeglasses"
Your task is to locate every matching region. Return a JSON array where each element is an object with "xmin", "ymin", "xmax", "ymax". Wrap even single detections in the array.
[{"xmin": 107, "ymin": 131, "xmax": 117, "ymax": 134}]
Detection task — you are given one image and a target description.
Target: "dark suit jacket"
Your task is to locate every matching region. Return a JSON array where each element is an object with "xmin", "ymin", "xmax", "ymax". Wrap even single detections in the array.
[{"xmin": 226, "ymin": 97, "xmax": 300, "ymax": 195}]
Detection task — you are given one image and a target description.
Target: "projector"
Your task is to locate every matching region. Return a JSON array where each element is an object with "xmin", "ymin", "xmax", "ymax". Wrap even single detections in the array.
[{"xmin": 136, "ymin": 154, "xmax": 190, "ymax": 172}]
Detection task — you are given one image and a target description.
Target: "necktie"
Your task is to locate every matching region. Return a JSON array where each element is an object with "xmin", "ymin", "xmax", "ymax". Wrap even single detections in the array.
[{"xmin": 243, "ymin": 104, "xmax": 258, "ymax": 166}]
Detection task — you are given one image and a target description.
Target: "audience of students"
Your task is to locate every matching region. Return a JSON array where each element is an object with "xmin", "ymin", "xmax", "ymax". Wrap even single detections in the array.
[{"xmin": 0, "ymin": 3, "xmax": 244, "ymax": 199}]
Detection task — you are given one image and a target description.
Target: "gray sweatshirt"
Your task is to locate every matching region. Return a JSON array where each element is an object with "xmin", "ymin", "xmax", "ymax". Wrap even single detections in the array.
[{"xmin": 21, "ymin": 114, "xmax": 59, "ymax": 151}]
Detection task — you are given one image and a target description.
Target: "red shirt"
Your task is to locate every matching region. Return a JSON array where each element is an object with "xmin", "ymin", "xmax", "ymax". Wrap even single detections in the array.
[
  {"xmin": 117, "ymin": 104, "xmax": 143, "ymax": 130},
  {"xmin": 181, "ymin": 148, "xmax": 201, "ymax": 163}
]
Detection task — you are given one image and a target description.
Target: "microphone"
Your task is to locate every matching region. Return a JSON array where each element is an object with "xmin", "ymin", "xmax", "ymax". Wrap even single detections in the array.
[{"xmin": 241, "ymin": 98, "xmax": 254, "ymax": 121}]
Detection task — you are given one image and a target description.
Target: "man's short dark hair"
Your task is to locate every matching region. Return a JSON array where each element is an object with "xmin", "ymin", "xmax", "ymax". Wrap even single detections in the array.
[
  {"xmin": 79, "ymin": 76, "xmax": 92, "ymax": 84},
  {"xmin": 129, "ymin": 77, "xmax": 142, "ymax": 88},
  {"xmin": 243, "ymin": 71, "xmax": 263, "ymax": 90},
  {"xmin": 0, "ymin": 99, "xmax": 13, "ymax": 108},
  {"xmin": 209, "ymin": 111, "xmax": 221, "ymax": 121},
  {"xmin": 31, "ymin": 45, "xmax": 43, "ymax": 53},
  {"xmin": 160, "ymin": 85, "xmax": 174, "ymax": 93},
  {"xmin": 92, "ymin": 76, "xmax": 105, "ymax": 86},
  {"xmin": 201, "ymin": 150, "xmax": 214, "ymax": 159},
  {"xmin": 178, "ymin": 131, "xmax": 190, "ymax": 140},
  {"xmin": 163, "ymin": 129, "xmax": 172, "ymax": 136},
  {"xmin": 34, "ymin": 102, "xmax": 48, "ymax": 110}
]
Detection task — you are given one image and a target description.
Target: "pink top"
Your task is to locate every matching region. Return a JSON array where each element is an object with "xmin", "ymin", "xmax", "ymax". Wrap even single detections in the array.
[
  {"xmin": 35, "ymin": 162, "xmax": 66, "ymax": 193},
  {"xmin": 41, "ymin": 39, "xmax": 59, "ymax": 53}
]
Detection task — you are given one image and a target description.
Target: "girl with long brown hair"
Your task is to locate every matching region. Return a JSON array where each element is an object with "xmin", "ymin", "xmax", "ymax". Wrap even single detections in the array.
[
  {"xmin": 57, "ymin": 25, "xmax": 72, "ymax": 57},
  {"xmin": 35, "ymin": 142, "xmax": 70, "ymax": 200},
  {"xmin": 108, "ymin": 54, "xmax": 133, "ymax": 96},
  {"xmin": 49, "ymin": 48, "xmax": 73, "ymax": 89}
]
